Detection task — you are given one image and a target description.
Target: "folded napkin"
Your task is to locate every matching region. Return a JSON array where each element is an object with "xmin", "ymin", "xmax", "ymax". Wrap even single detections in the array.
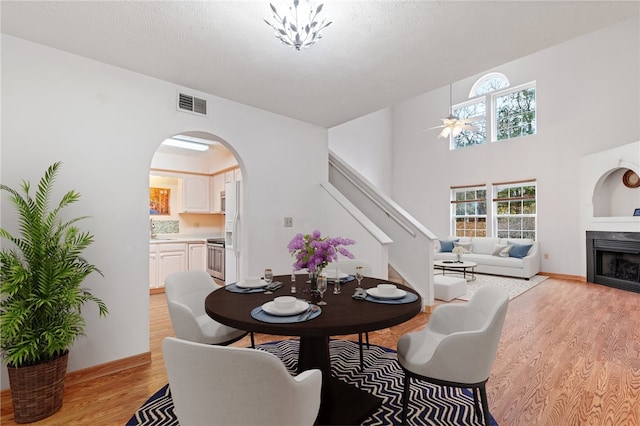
[
  {"xmin": 352, "ymin": 288, "xmax": 368, "ymax": 300},
  {"xmin": 266, "ymin": 281, "xmax": 283, "ymax": 291}
]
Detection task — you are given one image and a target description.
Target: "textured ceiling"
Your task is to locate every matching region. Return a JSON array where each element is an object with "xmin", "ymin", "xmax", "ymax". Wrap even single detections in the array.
[{"xmin": 1, "ymin": 1, "xmax": 638, "ymax": 128}]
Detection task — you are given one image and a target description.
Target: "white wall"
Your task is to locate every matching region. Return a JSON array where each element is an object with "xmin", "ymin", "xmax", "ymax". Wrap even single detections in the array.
[
  {"xmin": 1, "ymin": 35, "xmax": 327, "ymax": 388},
  {"xmin": 370, "ymin": 17, "xmax": 638, "ymax": 277},
  {"xmin": 329, "ymin": 108, "xmax": 393, "ymax": 195}
]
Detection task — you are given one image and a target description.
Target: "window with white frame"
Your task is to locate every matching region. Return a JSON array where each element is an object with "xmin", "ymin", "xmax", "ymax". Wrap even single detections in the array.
[
  {"xmin": 494, "ymin": 84, "xmax": 536, "ymax": 141},
  {"xmin": 493, "ymin": 180, "xmax": 537, "ymax": 240},
  {"xmin": 451, "ymin": 73, "xmax": 536, "ymax": 149},
  {"xmin": 451, "ymin": 185, "xmax": 487, "ymax": 237}
]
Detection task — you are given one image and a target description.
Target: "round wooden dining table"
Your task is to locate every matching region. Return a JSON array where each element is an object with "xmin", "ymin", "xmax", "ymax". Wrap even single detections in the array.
[{"xmin": 205, "ymin": 275, "xmax": 422, "ymax": 425}]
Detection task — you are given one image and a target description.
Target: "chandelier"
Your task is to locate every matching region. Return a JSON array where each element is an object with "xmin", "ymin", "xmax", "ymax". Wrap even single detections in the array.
[{"xmin": 264, "ymin": 0, "xmax": 332, "ymax": 50}]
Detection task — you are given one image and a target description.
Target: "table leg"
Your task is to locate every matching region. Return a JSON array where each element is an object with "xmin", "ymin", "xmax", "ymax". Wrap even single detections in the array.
[{"xmin": 298, "ymin": 336, "xmax": 381, "ymax": 425}]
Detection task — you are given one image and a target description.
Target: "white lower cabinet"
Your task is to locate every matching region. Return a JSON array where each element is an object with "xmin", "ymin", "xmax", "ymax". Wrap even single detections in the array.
[
  {"xmin": 149, "ymin": 243, "xmax": 187, "ymax": 289},
  {"xmin": 150, "ymin": 241, "xmax": 206, "ymax": 290},
  {"xmin": 188, "ymin": 243, "xmax": 206, "ymax": 271}
]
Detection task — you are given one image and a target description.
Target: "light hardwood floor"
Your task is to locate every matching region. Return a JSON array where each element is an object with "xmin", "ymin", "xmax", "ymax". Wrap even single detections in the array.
[{"xmin": 1, "ymin": 277, "xmax": 639, "ymax": 425}]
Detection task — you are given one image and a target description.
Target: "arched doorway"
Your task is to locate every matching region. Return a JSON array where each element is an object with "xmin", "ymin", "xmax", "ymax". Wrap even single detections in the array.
[{"xmin": 148, "ymin": 130, "xmax": 244, "ymax": 327}]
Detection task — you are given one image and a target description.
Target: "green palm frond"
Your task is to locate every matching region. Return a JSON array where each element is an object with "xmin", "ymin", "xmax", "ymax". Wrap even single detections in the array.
[{"xmin": 0, "ymin": 162, "xmax": 108, "ymax": 367}]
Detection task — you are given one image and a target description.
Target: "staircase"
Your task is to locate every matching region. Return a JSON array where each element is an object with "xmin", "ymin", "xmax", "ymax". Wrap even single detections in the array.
[{"xmin": 327, "ymin": 150, "xmax": 437, "ymax": 306}]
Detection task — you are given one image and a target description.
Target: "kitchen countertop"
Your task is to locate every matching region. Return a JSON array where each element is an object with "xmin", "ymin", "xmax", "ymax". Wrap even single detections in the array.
[{"xmin": 149, "ymin": 234, "xmax": 220, "ymax": 244}]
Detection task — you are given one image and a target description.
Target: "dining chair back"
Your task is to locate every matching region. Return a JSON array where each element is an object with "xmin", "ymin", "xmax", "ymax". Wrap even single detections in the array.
[
  {"xmin": 163, "ymin": 337, "xmax": 322, "ymax": 426},
  {"xmin": 164, "ymin": 270, "xmax": 247, "ymax": 345},
  {"xmin": 397, "ymin": 285, "xmax": 509, "ymax": 425}
]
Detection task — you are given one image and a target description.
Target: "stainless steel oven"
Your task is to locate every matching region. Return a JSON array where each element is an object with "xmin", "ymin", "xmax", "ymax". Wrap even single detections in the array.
[{"xmin": 207, "ymin": 238, "xmax": 225, "ymax": 281}]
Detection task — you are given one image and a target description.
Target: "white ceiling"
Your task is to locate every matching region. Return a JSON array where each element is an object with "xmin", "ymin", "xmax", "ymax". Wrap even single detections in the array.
[{"xmin": 2, "ymin": 1, "xmax": 638, "ymax": 128}]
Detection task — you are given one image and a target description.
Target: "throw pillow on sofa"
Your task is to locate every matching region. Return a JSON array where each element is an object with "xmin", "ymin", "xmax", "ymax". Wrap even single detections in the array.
[
  {"xmin": 508, "ymin": 242, "xmax": 533, "ymax": 259},
  {"xmin": 492, "ymin": 244, "xmax": 513, "ymax": 257},
  {"xmin": 439, "ymin": 239, "xmax": 459, "ymax": 252}
]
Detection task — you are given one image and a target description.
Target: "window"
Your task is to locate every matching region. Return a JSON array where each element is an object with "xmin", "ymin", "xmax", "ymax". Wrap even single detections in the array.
[
  {"xmin": 493, "ymin": 180, "xmax": 537, "ymax": 240},
  {"xmin": 451, "ymin": 73, "xmax": 536, "ymax": 149},
  {"xmin": 494, "ymin": 85, "xmax": 536, "ymax": 141},
  {"xmin": 451, "ymin": 185, "xmax": 487, "ymax": 237},
  {"xmin": 452, "ymin": 100, "xmax": 486, "ymax": 149}
]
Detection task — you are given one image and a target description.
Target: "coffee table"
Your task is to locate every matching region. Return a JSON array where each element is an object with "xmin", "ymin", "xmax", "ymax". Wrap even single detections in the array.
[
  {"xmin": 204, "ymin": 275, "xmax": 421, "ymax": 425},
  {"xmin": 434, "ymin": 260, "xmax": 478, "ymax": 281}
]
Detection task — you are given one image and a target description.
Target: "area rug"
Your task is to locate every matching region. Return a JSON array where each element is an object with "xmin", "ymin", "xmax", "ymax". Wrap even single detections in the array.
[
  {"xmin": 457, "ymin": 274, "xmax": 548, "ymax": 301},
  {"xmin": 128, "ymin": 340, "xmax": 497, "ymax": 426}
]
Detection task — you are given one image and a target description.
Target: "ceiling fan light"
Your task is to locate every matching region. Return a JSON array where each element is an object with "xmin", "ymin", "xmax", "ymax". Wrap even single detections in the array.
[{"xmin": 438, "ymin": 127, "xmax": 451, "ymax": 138}]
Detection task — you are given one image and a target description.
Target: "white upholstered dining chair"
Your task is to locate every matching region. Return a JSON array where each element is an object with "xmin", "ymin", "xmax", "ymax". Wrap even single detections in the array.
[
  {"xmin": 397, "ymin": 286, "xmax": 509, "ymax": 425},
  {"xmin": 164, "ymin": 270, "xmax": 248, "ymax": 346},
  {"xmin": 163, "ymin": 337, "xmax": 322, "ymax": 426}
]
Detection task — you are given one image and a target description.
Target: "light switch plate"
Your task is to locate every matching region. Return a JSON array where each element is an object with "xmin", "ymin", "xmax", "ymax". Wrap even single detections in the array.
[{"xmin": 284, "ymin": 217, "xmax": 293, "ymax": 227}]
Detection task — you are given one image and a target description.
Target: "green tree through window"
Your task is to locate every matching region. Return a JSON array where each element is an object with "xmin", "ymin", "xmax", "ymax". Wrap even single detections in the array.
[{"xmin": 494, "ymin": 181, "xmax": 537, "ymax": 240}]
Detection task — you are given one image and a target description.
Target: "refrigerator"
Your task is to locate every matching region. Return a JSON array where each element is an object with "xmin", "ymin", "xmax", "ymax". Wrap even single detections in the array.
[{"xmin": 224, "ymin": 180, "xmax": 240, "ymax": 284}]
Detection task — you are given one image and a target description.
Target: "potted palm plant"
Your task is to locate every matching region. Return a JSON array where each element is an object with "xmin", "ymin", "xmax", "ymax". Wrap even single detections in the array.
[{"xmin": 0, "ymin": 162, "xmax": 108, "ymax": 423}]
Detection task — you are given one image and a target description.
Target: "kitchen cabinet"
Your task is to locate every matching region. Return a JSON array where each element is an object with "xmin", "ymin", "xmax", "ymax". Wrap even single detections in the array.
[
  {"xmin": 210, "ymin": 173, "xmax": 225, "ymax": 213},
  {"xmin": 188, "ymin": 243, "xmax": 206, "ymax": 271},
  {"xmin": 225, "ymin": 170, "xmax": 235, "ymax": 184},
  {"xmin": 149, "ymin": 242, "xmax": 187, "ymax": 290},
  {"xmin": 181, "ymin": 176, "xmax": 210, "ymax": 213}
]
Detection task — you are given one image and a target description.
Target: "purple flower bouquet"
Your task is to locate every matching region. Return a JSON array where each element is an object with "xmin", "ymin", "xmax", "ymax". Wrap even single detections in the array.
[{"xmin": 287, "ymin": 230, "xmax": 355, "ymax": 273}]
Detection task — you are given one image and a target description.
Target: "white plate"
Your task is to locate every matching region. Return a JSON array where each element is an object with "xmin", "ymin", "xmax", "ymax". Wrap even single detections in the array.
[
  {"xmin": 366, "ymin": 288, "xmax": 407, "ymax": 300},
  {"xmin": 324, "ymin": 270, "xmax": 349, "ymax": 280},
  {"xmin": 236, "ymin": 279, "xmax": 268, "ymax": 289},
  {"xmin": 262, "ymin": 300, "xmax": 309, "ymax": 316}
]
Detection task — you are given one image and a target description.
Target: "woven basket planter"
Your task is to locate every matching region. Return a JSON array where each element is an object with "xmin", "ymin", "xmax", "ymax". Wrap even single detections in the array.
[{"xmin": 7, "ymin": 351, "xmax": 69, "ymax": 424}]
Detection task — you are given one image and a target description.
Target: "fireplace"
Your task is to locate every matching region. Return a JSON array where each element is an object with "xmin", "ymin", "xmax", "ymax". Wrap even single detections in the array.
[{"xmin": 586, "ymin": 231, "xmax": 640, "ymax": 293}]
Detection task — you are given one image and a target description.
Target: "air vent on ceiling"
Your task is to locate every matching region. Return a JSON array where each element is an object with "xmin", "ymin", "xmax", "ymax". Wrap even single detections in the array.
[{"xmin": 177, "ymin": 92, "xmax": 207, "ymax": 116}]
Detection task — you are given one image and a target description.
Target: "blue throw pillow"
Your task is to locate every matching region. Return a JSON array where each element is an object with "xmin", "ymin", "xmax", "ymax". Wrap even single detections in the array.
[
  {"xmin": 508, "ymin": 242, "xmax": 533, "ymax": 259},
  {"xmin": 439, "ymin": 239, "xmax": 459, "ymax": 252}
]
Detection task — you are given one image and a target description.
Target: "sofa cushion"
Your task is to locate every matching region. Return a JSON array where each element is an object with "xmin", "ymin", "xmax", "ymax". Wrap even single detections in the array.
[
  {"xmin": 464, "ymin": 254, "xmax": 523, "ymax": 267},
  {"xmin": 491, "ymin": 244, "xmax": 512, "ymax": 257},
  {"xmin": 508, "ymin": 242, "xmax": 533, "ymax": 258},
  {"xmin": 439, "ymin": 239, "xmax": 458, "ymax": 252},
  {"xmin": 470, "ymin": 237, "xmax": 500, "ymax": 255}
]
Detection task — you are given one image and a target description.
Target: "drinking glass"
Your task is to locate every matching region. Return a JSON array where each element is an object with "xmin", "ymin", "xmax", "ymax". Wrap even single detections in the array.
[
  {"xmin": 333, "ymin": 269, "xmax": 341, "ymax": 294},
  {"xmin": 317, "ymin": 274, "xmax": 328, "ymax": 305},
  {"xmin": 264, "ymin": 268, "xmax": 274, "ymax": 294},
  {"xmin": 355, "ymin": 266, "xmax": 364, "ymax": 290}
]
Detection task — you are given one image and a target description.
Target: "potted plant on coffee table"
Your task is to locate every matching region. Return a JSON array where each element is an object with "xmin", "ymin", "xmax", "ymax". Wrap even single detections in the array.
[{"xmin": 0, "ymin": 162, "xmax": 108, "ymax": 423}]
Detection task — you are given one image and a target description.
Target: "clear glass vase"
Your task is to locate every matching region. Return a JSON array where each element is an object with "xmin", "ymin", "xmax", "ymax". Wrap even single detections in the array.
[{"xmin": 308, "ymin": 268, "xmax": 322, "ymax": 291}]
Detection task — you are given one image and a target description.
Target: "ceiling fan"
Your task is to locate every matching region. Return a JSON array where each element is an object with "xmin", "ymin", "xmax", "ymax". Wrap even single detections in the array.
[{"xmin": 426, "ymin": 85, "xmax": 478, "ymax": 138}]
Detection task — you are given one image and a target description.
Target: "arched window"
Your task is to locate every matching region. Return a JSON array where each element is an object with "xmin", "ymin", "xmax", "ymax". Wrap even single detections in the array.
[
  {"xmin": 451, "ymin": 72, "xmax": 536, "ymax": 149},
  {"xmin": 469, "ymin": 73, "xmax": 510, "ymax": 97}
]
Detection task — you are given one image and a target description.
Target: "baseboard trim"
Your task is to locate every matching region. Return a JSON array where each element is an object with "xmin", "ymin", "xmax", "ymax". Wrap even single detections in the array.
[
  {"xmin": 1, "ymin": 351, "xmax": 151, "ymax": 399},
  {"xmin": 539, "ymin": 272, "xmax": 586, "ymax": 282}
]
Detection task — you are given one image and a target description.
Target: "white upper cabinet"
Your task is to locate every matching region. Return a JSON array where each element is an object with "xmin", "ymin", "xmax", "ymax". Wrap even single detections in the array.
[
  {"xmin": 180, "ymin": 176, "xmax": 210, "ymax": 213},
  {"xmin": 210, "ymin": 173, "xmax": 225, "ymax": 213}
]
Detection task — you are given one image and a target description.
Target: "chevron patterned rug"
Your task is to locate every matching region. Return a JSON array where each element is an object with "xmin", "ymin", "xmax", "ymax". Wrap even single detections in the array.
[{"xmin": 128, "ymin": 339, "xmax": 497, "ymax": 425}]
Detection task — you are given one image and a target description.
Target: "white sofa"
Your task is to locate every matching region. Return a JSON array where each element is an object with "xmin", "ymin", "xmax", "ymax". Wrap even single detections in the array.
[{"xmin": 434, "ymin": 236, "xmax": 541, "ymax": 279}]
